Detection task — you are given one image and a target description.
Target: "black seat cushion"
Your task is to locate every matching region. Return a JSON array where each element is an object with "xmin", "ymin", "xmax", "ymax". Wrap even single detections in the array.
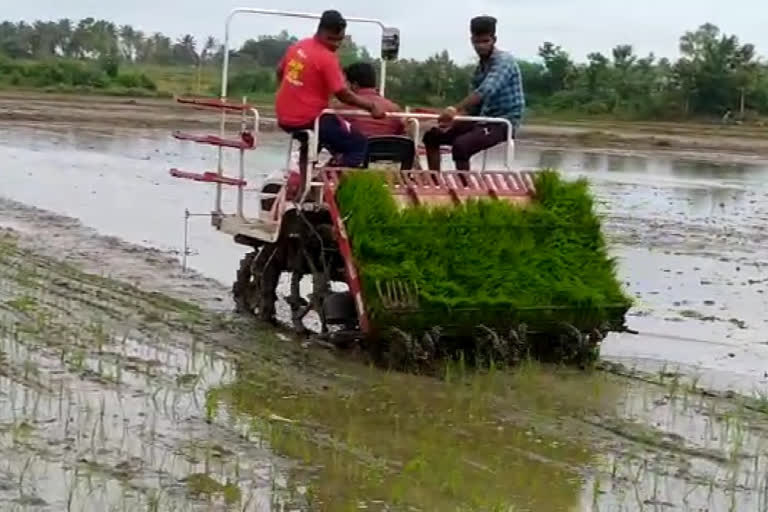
[{"xmin": 364, "ymin": 135, "xmax": 415, "ymax": 170}]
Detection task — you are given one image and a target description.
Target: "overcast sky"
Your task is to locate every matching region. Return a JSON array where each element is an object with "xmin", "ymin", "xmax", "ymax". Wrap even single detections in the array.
[{"xmin": 5, "ymin": 0, "xmax": 766, "ymax": 63}]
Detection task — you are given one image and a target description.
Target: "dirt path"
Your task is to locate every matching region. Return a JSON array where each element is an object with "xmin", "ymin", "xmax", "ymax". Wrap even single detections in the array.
[{"xmin": 2, "ymin": 90, "xmax": 768, "ymax": 160}]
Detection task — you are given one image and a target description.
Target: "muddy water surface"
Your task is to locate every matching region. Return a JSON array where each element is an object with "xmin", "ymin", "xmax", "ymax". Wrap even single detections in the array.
[
  {"xmin": 2, "ymin": 125, "xmax": 768, "ymax": 510},
  {"xmin": 2, "ymin": 126, "xmax": 767, "ymax": 388}
]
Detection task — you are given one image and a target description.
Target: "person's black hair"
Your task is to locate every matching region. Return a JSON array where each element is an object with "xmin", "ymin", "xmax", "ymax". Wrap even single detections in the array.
[
  {"xmin": 470, "ymin": 15, "xmax": 497, "ymax": 37},
  {"xmin": 344, "ymin": 62, "xmax": 377, "ymax": 88},
  {"xmin": 318, "ymin": 10, "xmax": 347, "ymax": 35}
]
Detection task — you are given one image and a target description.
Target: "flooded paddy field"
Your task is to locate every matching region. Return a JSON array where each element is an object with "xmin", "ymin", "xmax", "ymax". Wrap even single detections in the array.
[
  {"xmin": 2, "ymin": 230, "xmax": 768, "ymax": 511},
  {"xmin": 1, "ymin": 115, "xmax": 768, "ymax": 510}
]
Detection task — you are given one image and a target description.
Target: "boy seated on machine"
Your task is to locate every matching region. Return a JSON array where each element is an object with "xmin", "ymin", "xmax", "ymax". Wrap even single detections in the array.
[
  {"xmin": 336, "ymin": 62, "xmax": 405, "ymax": 138},
  {"xmin": 323, "ymin": 61, "xmax": 414, "ymax": 168}
]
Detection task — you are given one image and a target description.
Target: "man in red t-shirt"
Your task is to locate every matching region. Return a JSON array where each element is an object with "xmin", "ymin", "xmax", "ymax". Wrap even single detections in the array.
[
  {"xmin": 339, "ymin": 62, "xmax": 405, "ymax": 137},
  {"xmin": 275, "ymin": 10, "xmax": 385, "ymax": 168}
]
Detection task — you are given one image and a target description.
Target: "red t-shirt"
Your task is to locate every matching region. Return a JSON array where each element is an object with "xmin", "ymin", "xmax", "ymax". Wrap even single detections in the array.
[
  {"xmin": 338, "ymin": 88, "xmax": 405, "ymax": 137},
  {"xmin": 275, "ymin": 37, "xmax": 347, "ymax": 127}
]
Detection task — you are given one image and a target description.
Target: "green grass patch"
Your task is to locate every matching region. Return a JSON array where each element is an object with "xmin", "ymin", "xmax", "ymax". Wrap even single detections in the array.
[
  {"xmin": 185, "ymin": 473, "xmax": 241, "ymax": 504},
  {"xmin": 128, "ymin": 63, "xmax": 217, "ymax": 96},
  {"xmin": 335, "ymin": 170, "xmax": 631, "ymax": 333},
  {"xmin": 0, "ymin": 57, "xmax": 159, "ymax": 95}
]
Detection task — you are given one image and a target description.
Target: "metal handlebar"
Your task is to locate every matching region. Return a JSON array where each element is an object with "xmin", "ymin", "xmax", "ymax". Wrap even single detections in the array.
[
  {"xmin": 313, "ymin": 108, "xmax": 515, "ymax": 165},
  {"xmin": 218, "ymin": 8, "xmax": 393, "ymax": 209},
  {"xmin": 221, "ymin": 9, "xmax": 389, "ymax": 98}
]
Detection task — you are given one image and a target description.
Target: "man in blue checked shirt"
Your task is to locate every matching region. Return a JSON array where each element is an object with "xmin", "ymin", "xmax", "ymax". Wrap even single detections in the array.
[{"xmin": 423, "ymin": 15, "xmax": 525, "ymax": 171}]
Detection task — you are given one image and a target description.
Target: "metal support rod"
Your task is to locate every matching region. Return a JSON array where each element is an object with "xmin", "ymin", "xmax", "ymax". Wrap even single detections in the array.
[
  {"xmin": 408, "ymin": 118, "xmax": 421, "ymax": 150},
  {"xmin": 183, "ymin": 209, "xmax": 189, "ymax": 272},
  {"xmin": 215, "ymin": 123, "xmax": 224, "ymax": 214},
  {"xmin": 221, "ymin": 8, "xmax": 388, "ymax": 99},
  {"xmin": 181, "ymin": 210, "xmax": 215, "ymax": 273},
  {"xmin": 237, "ymin": 96, "xmax": 246, "ymax": 219},
  {"xmin": 285, "ymin": 137, "xmax": 294, "ymax": 172},
  {"xmin": 249, "ymin": 108, "xmax": 260, "ymax": 135},
  {"xmin": 314, "ymin": 109, "xmax": 515, "ymax": 176},
  {"xmin": 380, "ymin": 60, "xmax": 387, "ymax": 97}
]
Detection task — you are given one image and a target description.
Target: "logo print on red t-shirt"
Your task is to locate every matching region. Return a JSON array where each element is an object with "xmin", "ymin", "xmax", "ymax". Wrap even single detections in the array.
[{"xmin": 285, "ymin": 58, "xmax": 305, "ymax": 86}]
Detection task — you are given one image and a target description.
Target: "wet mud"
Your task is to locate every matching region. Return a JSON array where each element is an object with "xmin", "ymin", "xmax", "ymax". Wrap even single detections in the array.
[
  {"xmin": 0, "ymin": 232, "xmax": 301, "ymax": 510},
  {"xmin": 2, "ymin": 230, "xmax": 768, "ymax": 510},
  {"xmin": 1, "ymin": 106, "xmax": 768, "ymax": 510}
]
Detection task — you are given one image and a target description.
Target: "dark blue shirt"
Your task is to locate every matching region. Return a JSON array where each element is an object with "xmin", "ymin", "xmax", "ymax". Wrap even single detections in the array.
[{"xmin": 469, "ymin": 49, "xmax": 525, "ymax": 124}]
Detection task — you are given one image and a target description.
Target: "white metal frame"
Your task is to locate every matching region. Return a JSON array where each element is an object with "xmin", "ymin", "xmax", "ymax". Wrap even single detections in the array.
[
  {"xmin": 205, "ymin": 8, "xmax": 518, "ymax": 239},
  {"xmin": 304, "ymin": 109, "xmax": 516, "ymax": 197},
  {"xmin": 220, "ymin": 9, "xmax": 390, "ymax": 98},
  {"xmin": 205, "ymin": 102, "xmax": 260, "ymax": 217},
  {"xmin": 213, "ymin": 8, "xmax": 393, "ymax": 218},
  {"xmin": 315, "ymin": 110, "xmax": 515, "ymax": 166}
]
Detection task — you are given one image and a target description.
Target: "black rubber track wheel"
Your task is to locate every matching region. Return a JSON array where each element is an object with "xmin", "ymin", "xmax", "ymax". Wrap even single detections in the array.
[{"xmin": 232, "ymin": 247, "xmax": 280, "ymax": 324}]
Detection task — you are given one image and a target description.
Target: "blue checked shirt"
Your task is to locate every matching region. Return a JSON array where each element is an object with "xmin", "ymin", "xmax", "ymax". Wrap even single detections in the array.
[{"xmin": 468, "ymin": 49, "xmax": 525, "ymax": 125}]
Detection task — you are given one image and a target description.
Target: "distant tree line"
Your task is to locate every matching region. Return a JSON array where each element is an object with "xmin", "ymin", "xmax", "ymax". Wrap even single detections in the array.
[{"xmin": 1, "ymin": 18, "xmax": 767, "ymax": 119}]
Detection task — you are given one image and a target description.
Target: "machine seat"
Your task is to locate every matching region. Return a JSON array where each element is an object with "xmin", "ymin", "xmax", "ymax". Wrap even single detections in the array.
[{"xmin": 364, "ymin": 135, "xmax": 416, "ymax": 170}]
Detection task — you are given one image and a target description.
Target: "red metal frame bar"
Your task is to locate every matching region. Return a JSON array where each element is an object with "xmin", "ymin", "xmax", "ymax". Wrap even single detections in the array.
[
  {"xmin": 387, "ymin": 170, "xmax": 535, "ymax": 199},
  {"xmin": 169, "ymin": 168, "xmax": 247, "ymax": 187},
  {"xmin": 322, "ymin": 169, "xmax": 371, "ymax": 334},
  {"xmin": 173, "ymin": 131, "xmax": 255, "ymax": 150},
  {"xmin": 176, "ymin": 96, "xmax": 256, "ymax": 112}
]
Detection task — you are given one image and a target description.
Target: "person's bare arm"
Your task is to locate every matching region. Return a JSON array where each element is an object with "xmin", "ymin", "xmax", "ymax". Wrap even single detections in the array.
[
  {"xmin": 442, "ymin": 59, "xmax": 509, "ymax": 122},
  {"xmin": 453, "ymin": 92, "xmax": 483, "ymax": 115},
  {"xmin": 439, "ymin": 92, "xmax": 483, "ymax": 124},
  {"xmin": 335, "ymin": 88, "xmax": 385, "ymax": 118}
]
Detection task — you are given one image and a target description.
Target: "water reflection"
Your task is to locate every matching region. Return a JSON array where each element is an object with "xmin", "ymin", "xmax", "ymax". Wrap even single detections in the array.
[
  {"xmin": 537, "ymin": 149, "xmax": 565, "ymax": 169},
  {"xmin": 517, "ymin": 145, "xmax": 767, "ymax": 221},
  {"xmin": 207, "ymin": 358, "xmax": 610, "ymax": 512},
  {"xmin": 513, "ymin": 143, "xmax": 768, "ymax": 185},
  {"xmin": 0, "ymin": 237, "xmax": 295, "ymax": 511},
  {"xmin": 606, "ymin": 154, "xmax": 629, "ymax": 172},
  {"xmin": 581, "ymin": 153, "xmax": 602, "ymax": 172},
  {"xmin": 670, "ymin": 159, "xmax": 759, "ymax": 181},
  {"xmin": 572, "ymin": 149, "xmax": 768, "ymax": 183}
]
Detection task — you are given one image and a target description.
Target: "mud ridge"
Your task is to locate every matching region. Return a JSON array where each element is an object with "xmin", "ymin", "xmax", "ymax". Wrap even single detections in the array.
[{"xmin": 0, "ymin": 196, "xmax": 230, "ymax": 312}]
